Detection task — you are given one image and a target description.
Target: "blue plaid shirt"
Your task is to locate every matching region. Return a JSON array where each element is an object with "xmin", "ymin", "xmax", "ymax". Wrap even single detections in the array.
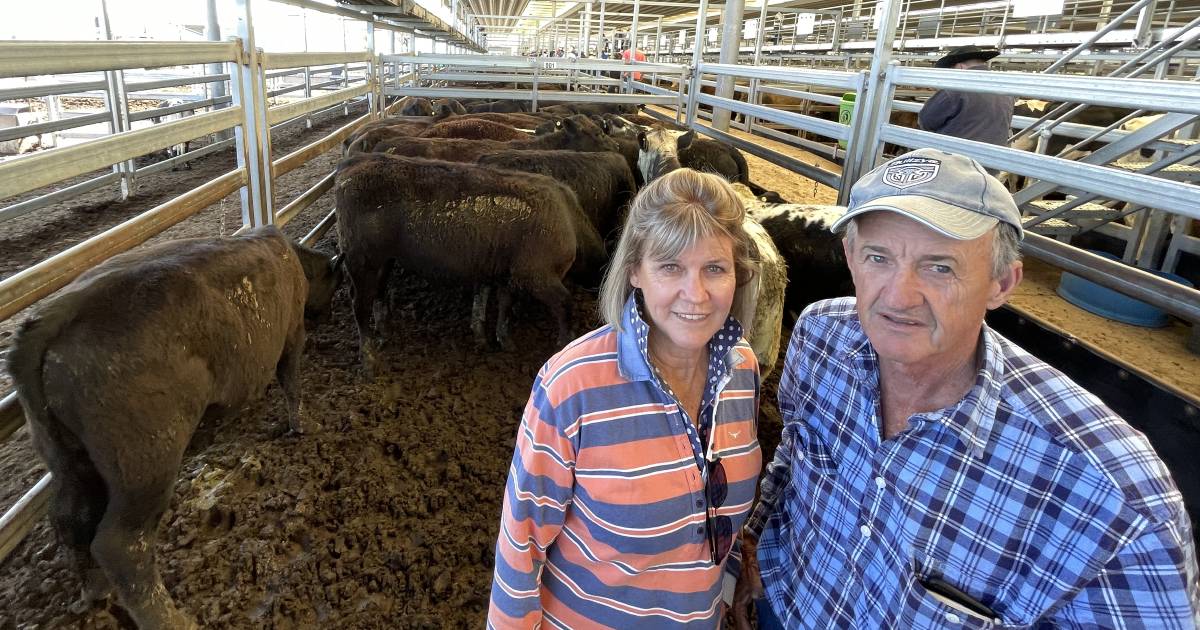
[{"xmin": 747, "ymin": 298, "xmax": 1199, "ymax": 628}]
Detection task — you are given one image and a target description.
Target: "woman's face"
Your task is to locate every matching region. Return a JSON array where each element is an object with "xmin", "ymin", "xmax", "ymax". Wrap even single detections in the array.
[{"xmin": 630, "ymin": 234, "xmax": 737, "ymax": 362}]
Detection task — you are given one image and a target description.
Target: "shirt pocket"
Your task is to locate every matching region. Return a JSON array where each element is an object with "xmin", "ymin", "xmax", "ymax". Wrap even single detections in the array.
[{"xmin": 896, "ymin": 564, "xmax": 1034, "ymax": 630}]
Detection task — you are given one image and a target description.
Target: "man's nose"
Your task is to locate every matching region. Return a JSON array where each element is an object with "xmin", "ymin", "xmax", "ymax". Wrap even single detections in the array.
[{"xmin": 881, "ymin": 267, "xmax": 924, "ymax": 311}]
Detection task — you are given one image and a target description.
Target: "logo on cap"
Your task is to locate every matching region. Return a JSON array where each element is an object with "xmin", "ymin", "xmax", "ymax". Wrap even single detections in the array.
[{"xmin": 882, "ymin": 156, "xmax": 940, "ymax": 189}]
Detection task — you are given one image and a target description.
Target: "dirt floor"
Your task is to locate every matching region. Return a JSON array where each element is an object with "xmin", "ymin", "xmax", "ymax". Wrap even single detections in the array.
[{"xmin": 0, "ymin": 104, "xmax": 784, "ymax": 629}]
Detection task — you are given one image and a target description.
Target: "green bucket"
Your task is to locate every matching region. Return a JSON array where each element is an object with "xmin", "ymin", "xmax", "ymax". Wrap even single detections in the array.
[{"xmin": 838, "ymin": 92, "xmax": 856, "ymax": 148}]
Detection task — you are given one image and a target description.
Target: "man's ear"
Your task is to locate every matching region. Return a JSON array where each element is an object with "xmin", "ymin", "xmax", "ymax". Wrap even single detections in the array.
[{"xmin": 987, "ymin": 260, "xmax": 1023, "ymax": 310}]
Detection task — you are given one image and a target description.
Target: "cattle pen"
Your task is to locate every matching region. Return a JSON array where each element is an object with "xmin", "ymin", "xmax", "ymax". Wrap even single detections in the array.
[{"xmin": 2, "ymin": 0, "xmax": 1200, "ymax": 627}]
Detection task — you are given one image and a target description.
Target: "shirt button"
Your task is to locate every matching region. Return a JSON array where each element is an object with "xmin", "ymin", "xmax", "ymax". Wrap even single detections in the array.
[
  {"xmin": 696, "ymin": 499, "xmax": 704, "ymax": 508},
  {"xmin": 944, "ymin": 612, "xmax": 961, "ymax": 624},
  {"xmin": 874, "ymin": 476, "xmax": 886, "ymax": 489},
  {"xmin": 859, "ymin": 524, "xmax": 871, "ymax": 538}
]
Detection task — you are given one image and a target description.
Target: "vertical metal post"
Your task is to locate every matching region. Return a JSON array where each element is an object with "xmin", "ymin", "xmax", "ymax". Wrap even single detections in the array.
[
  {"xmin": 206, "ymin": 0, "xmax": 230, "ymax": 141},
  {"xmin": 1135, "ymin": 0, "xmax": 1160, "ymax": 47},
  {"xmin": 232, "ymin": 0, "xmax": 274, "ymax": 228},
  {"xmin": 744, "ymin": 0, "xmax": 768, "ymax": 132},
  {"xmin": 654, "ymin": 17, "xmax": 662, "ymax": 63},
  {"xmin": 598, "ymin": 0, "xmax": 607, "ymax": 56},
  {"xmin": 841, "ymin": 0, "xmax": 902, "ymax": 202},
  {"xmin": 97, "ymin": 0, "xmax": 135, "ymax": 200},
  {"xmin": 831, "ymin": 9, "xmax": 843, "ymax": 53},
  {"xmin": 631, "ymin": 0, "xmax": 641, "ymax": 58},
  {"xmin": 686, "ymin": 0, "xmax": 711, "ymax": 126},
  {"xmin": 367, "ymin": 21, "xmax": 379, "ymax": 118},
  {"xmin": 583, "ymin": 2, "xmax": 593, "ymax": 54},
  {"xmin": 712, "ymin": 0, "xmax": 746, "ymax": 131}
]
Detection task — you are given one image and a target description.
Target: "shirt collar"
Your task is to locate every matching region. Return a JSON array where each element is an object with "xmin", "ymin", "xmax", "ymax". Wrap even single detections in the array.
[
  {"xmin": 615, "ymin": 291, "xmax": 746, "ymax": 382},
  {"xmin": 843, "ymin": 318, "xmax": 1005, "ymax": 458}
]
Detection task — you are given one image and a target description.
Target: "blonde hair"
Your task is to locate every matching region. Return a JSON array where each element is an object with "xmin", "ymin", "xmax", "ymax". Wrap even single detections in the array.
[{"xmin": 599, "ymin": 168, "xmax": 760, "ymax": 331}]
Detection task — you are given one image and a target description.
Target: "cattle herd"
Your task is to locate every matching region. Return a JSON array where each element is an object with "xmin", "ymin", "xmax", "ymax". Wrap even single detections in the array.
[{"xmin": 6, "ymin": 94, "xmax": 855, "ymax": 629}]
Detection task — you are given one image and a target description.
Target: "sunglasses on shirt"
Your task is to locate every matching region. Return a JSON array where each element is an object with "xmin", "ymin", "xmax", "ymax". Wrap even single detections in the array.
[{"xmin": 706, "ymin": 456, "xmax": 733, "ymax": 566}]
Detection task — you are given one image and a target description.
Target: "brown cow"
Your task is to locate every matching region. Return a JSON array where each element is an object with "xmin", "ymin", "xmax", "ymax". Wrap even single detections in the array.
[
  {"xmin": 8, "ymin": 227, "xmax": 341, "ymax": 630},
  {"xmin": 371, "ymin": 115, "xmax": 619, "ymax": 162}
]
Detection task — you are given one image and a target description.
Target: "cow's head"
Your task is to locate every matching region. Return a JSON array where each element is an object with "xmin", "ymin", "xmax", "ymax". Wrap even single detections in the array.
[
  {"xmin": 637, "ymin": 127, "xmax": 694, "ymax": 184},
  {"xmin": 598, "ymin": 113, "xmax": 646, "ymax": 140},
  {"xmin": 555, "ymin": 115, "xmax": 621, "ymax": 153},
  {"xmin": 291, "ymin": 243, "xmax": 345, "ymax": 323}
]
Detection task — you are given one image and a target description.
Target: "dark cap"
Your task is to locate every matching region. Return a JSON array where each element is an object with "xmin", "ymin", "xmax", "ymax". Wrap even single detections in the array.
[{"xmin": 936, "ymin": 45, "xmax": 1000, "ymax": 68}]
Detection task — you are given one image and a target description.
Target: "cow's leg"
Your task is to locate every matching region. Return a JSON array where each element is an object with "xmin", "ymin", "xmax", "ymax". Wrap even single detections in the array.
[
  {"xmin": 90, "ymin": 463, "xmax": 196, "ymax": 630},
  {"xmin": 495, "ymin": 286, "xmax": 515, "ymax": 351},
  {"xmin": 373, "ymin": 260, "xmax": 396, "ymax": 339},
  {"xmin": 471, "ymin": 285, "xmax": 492, "ymax": 349},
  {"xmin": 523, "ymin": 275, "xmax": 573, "ymax": 347},
  {"xmin": 30, "ymin": 424, "xmax": 113, "ymax": 608},
  {"xmin": 276, "ymin": 321, "xmax": 318, "ymax": 434},
  {"xmin": 348, "ymin": 257, "xmax": 386, "ymax": 379}
]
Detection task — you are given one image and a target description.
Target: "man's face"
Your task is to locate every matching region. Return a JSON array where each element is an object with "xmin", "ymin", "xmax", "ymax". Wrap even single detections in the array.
[{"xmin": 843, "ymin": 212, "xmax": 1021, "ymax": 371}]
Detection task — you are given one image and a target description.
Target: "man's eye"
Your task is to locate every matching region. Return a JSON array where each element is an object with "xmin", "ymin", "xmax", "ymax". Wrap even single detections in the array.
[{"xmin": 866, "ymin": 254, "xmax": 886, "ymax": 264}]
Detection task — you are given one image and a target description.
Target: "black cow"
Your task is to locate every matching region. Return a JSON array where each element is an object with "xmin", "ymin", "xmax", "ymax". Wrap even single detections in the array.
[
  {"xmin": 371, "ymin": 115, "xmax": 619, "ymax": 162},
  {"xmin": 636, "ymin": 126, "xmax": 782, "ymax": 200},
  {"xmin": 334, "ymin": 153, "xmax": 605, "ymax": 374},
  {"xmin": 743, "ymin": 201, "xmax": 851, "ymax": 322},
  {"xmin": 477, "ymin": 149, "xmax": 637, "ymax": 243},
  {"xmin": 420, "ymin": 118, "xmax": 531, "ymax": 141},
  {"xmin": 465, "ymin": 99, "xmax": 529, "ymax": 113},
  {"xmin": 7, "ymin": 226, "xmax": 341, "ymax": 630},
  {"xmin": 539, "ymin": 102, "xmax": 638, "ymax": 116}
]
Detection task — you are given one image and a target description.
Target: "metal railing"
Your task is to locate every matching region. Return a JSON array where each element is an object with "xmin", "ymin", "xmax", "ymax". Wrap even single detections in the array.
[{"xmin": 0, "ymin": 40, "xmax": 394, "ymax": 570}]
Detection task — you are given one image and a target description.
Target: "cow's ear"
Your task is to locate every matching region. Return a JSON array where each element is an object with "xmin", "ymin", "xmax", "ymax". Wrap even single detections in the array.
[
  {"xmin": 330, "ymin": 253, "xmax": 344, "ymax": 270},
  {"xmin": 637, "ymin": 130, "xmax": 648, "ymax": 150},
  {"xmin": 678, "ymin": 129, "xmax": 696, "ymax": 150},
  {"xmin": 600, "ymin": 118, "xmax": 611, "ymax": 133},
  {"xmin": 555, "ymin": 119, "xmax": 564, "ymax": 129},
  {"xmin": 562, "ymin": 117, "xmax": 579, "ymax": 132}
]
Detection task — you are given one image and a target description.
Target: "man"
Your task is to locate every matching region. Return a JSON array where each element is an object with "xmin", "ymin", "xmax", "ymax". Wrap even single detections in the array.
[
  {"xmin": 918, "ymin": 46, "xmax": 1015, "ymax": 149},
  {"xmin": 735, "ymin": 148, "xmax": 1199, "ymax": 628},
  {"xmin": 620, "ymin": 44, "xmax": 647, "ymax": 81}
]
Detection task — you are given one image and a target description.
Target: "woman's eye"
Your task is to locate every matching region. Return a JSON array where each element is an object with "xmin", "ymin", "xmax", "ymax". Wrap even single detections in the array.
[
  {"xmin": 930, "ymin": 264, "xmax": 953, "ymax": 275},
  {"xmin": 706, "ymin": 264, "xmax": 728, "ymax": 274},
  {"xmin": 659, "ymin": 263, "xmax": 680, "ymax": 273}
]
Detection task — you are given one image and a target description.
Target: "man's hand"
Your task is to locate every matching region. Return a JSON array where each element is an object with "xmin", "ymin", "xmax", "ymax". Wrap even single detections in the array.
[{"xmin": 731, "ymin": 535, "xmax": 764, "ymax": 630}]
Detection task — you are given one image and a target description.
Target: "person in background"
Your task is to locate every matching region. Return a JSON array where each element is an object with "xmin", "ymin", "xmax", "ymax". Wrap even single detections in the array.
[
  {"xmin": 918, "ymin": 46, "xmax": 1015, "ymax": 152},
  {"xmin": 621, "ymin": 44, "xmax": 647, "ymax": 81},
  {"xmin": 735, "ymin": 148, "xmax": 1199, "ymax": 629},
  {"xmin": 489, "ymin": 169, "xmax": 763, "ymax": 629}
]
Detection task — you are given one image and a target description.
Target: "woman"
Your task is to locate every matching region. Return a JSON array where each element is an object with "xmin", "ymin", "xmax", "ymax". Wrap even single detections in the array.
[{"xmin": 489, "ymin": 169, "xmax": 763, "ymax": 629}]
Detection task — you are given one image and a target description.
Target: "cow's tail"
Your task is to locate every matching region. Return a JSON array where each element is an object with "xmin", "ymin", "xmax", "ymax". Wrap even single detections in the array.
[
  {"xmin": 729, "ymin": 146, "xmax": 753, "ymax": 186},
  {"xmin": 7, "ymin": 303, "xmax": 74, "ymax": 434}
]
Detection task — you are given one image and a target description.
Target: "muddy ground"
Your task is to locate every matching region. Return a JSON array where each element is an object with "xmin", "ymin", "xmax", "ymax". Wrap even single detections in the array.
[{"xmin": 0, "ymin": 103, "xmax": 786, "ymax": 629}]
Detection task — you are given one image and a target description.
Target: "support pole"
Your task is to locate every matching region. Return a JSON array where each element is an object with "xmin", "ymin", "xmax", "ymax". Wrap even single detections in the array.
[
  {"xmin": 840, "ymin": 0, "xmax": 902, "ymax": 202},
  {"xmin": 712, "ymin": 0, "xmax": 746, "ymax": 131},
  {"xmin": 744, "ymin": 0, "xmax": 768, "ymax": 132},
  {"xmin": 206, "ymin": 0, "xmax": 230, "ymax": 140},
  {"xmin": 686, "ymin": 0, "xmax": 711, "ymax": 126},
  {"xmin": 97, "ymin": 0, "xmax": 135, "ymax": 200},
  {"xmin": 232, "ymin": 0, "xmax": 274, "ymax": 229},
  {"xmin": 599, "ymin": 0, "xmax": 607, "ymax": 56}
]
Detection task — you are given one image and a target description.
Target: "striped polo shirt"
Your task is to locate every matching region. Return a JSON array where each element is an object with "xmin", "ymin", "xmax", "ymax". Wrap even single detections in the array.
[{"xmin": 489, "ymin": 294, "xmax": 762, "ymax": 629}]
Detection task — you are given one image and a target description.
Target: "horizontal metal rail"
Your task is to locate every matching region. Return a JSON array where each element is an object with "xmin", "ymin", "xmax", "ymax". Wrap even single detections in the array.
[
  {"xmin": 272, "ymin": 113, "xmax": 370, "ymax": 178},
  {"xmin": 422, "ymin": 72, "xmax": 621, "ymax": 85},
  {"xmin": 0, "ymin": 474, "xmax": 52, "ymax": 564},
  {"xmin": 879, "ymin": 125, "xmax": 1200, "ymax": 223},
  {"xmin": 1022, "ymin": 232, "xmax": 1200, "ymax": 324},
  {"xmin": 0, "ymin": 108, "xmax": 242, "ymax": 202},
  {"xmin": 699, "ymin": 62, "xmax": 864, "ymax": 91},
  {"xmin": 0, "ymin": 112, "xmax": 111, "ymax": 143},
  {"xmin": 135, "ymin": 137, "xmax": 236, "ymax": 176},
  {"xmin": 261, "ymin": 51, "xmax": 372, "ymax": 70},
  {"xmin": 266, "ymin": 84, "xmax": 368, "ymax": 126},
  {"xmin": 389, "ymin": 86, "xmax": 678, "ymax": 105},
  {"xmin": 0, "ymin": 169, "xmax": 246, "ymax": 323},
  {"xmin": 385, "ymin": 53, "xmax": 686, "ymax": 75},
  {"xmin": 0, "ymin": 40, "xmax": 241, "ymax": 79},
  {"xmin": 629, "ymin": 81, "xmax": 679, "ymax": 97},
  {"xmin": 301, "ymin": 208, "xmax": 338, "ymax": 247},
  {"xmin": 893, "ymin": 66, "xmax": 1200, "ymax": 116},
  {"xmin": 275, "ymin": 171, "xmax": 336, "ymax": 228},
  {"xmin": 693, "ymin": 122, "xmax": 841, "ymax": 189},
  {"xmin": 0, "ymin": 393, "xmax": 21, "ymax": 443},
  {"xmin": 0, "ymin": 72, "xmax": 232, "ymax": 101},
  {"xmin": 696, "ymin": 93, "xmax": 850, "ymax": 141},
  {"xmin": 0, "ymin": 172, "xmax": 123, "ymax": 224}
]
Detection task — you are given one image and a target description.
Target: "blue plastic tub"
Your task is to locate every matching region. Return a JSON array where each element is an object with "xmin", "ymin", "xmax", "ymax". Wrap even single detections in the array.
[{"xmin": 1056, "ymin": 250, "xmax": 1194, "ymax": 328}]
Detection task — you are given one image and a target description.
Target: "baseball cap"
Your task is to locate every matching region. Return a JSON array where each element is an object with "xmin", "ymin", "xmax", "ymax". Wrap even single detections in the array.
[{"xmin": 831, "ymin": 149, "xmax": 1023, "ymax": 240}]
